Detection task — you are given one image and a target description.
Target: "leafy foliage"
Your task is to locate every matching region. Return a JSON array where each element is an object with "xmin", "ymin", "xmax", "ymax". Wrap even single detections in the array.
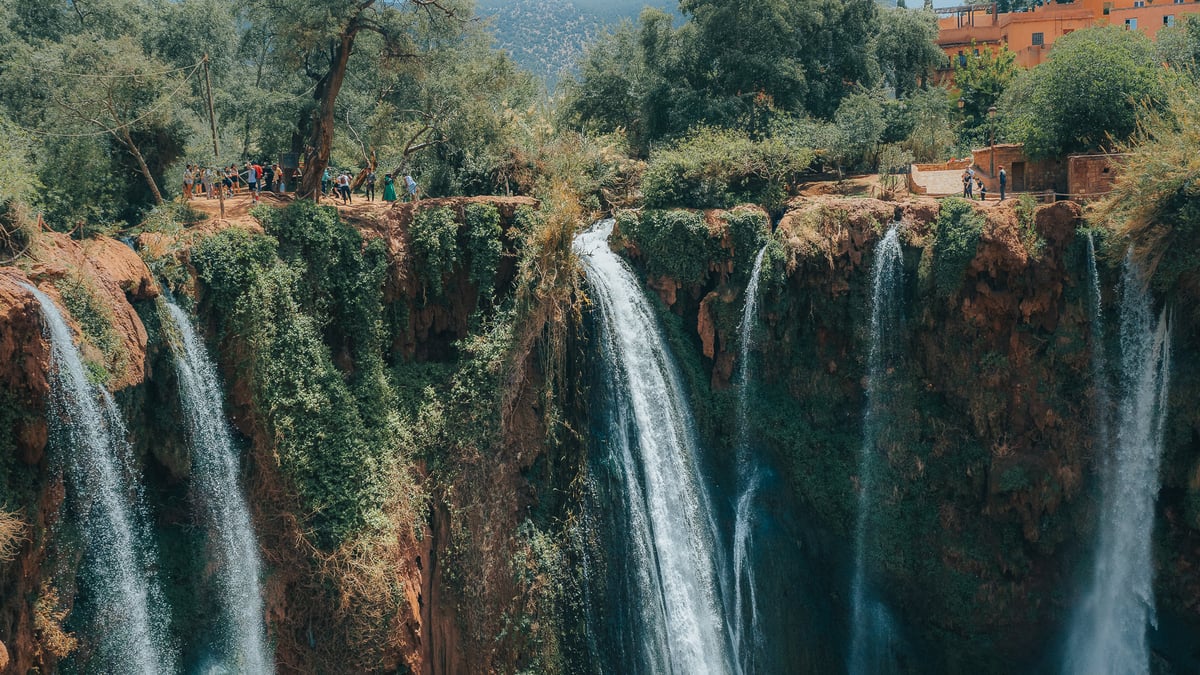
[
  {"xmin": 1001, "ymin": 26, "xmax": 1166, "ymax": 159},
  {"xmin": 954, "ymin": 43, "xmax": 1018, "ymax": 141},
  {"xmin": 1093, "ymin": 85, "xmax": 1200, "ymax": 302},
  {"xmin": 192, "ymin": 206, "xmax": 394, "ymax": 548},
  {"xmin": 932, "ymin": 197, "xmax": 985, "ymax": 298},
  {"xmin": 618, "ymin": 209, "xmax": 721, "ymax": 285},
  {"xmin": 641, "ymin": 127, "xmax": 813, "ymax": 212},
  {"xmin": 464, "ymin": 203, "xmax": 503, "ymax": 299},
  {"xmin": 410, "ymin": 206, "xmax": 461, "ymax": 296}
]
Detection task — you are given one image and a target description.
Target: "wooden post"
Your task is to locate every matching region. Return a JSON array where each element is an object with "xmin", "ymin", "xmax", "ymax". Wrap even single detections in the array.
[{"xmin": 203, "ymin": 54, "xmax": 225, "ymax": 220}]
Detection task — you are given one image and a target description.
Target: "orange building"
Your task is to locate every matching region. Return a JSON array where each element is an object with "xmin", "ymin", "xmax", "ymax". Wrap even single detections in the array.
[{"xmin": 937, "ymin": 0, "xmax": 1200, "ymax": 69}]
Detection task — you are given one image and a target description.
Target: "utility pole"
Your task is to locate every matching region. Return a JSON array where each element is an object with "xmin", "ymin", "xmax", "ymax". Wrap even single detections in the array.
[{"xmin": 203, "ymin": 54, "xmax": 225, "ymax": 220}]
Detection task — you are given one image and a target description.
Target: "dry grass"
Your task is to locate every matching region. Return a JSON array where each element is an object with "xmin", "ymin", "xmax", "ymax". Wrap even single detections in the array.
[
  {"xmin": 0, "ymin": 508, "xmax": 26, "ymax": 563},
  {"xmin": 502, "ymin": 181, "xmax": 585, "ymax": 434},
  {"xmin": 33, "ymin": 585, "xmax": 77, "ymax": 659},
  {"xmin": 1093, "ymin": 86, "xmax": 1200, "ymax": 279}
]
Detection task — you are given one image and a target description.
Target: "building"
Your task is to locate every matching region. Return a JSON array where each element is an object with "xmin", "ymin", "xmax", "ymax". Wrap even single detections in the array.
[{"xmin": 937, "ymin": 0, "xmax": 1200, "ymax": 69}]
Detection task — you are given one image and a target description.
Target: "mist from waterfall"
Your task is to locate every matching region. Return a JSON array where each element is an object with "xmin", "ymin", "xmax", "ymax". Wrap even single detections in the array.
[
  {"xmin": 1064, "ymin": 250, "xmax": 1172, "ymax": 675},
  {"xmin": 732, "ymin": 245, "xmax": 768, "ymax": 673}
]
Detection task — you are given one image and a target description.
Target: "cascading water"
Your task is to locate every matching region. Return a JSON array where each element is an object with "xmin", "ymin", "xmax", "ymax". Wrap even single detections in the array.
[
  {"xmin": 1064, "ymin": 251, "xmax": 1172, "ymax": 675},
  {"xmin": 575, "ymin": 220, "xmax": 735, "ymax": 674},
  {"xmin": 732, "ymin": 245, "xmax": 768, "ymax": 672},
  {"xmin": 848, "ymin": 225, "xmax": 904, "ymax": 675},
  {"xmin": 161, "ymin": 298, "xmax": 271, "ymax": 673},
  {"xmin": 22, "ymin": 283, "xmax": 174, "ymax": 675}
]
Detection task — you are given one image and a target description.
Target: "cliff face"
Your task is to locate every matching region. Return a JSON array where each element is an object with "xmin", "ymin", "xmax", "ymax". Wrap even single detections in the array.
[
  {"xmin": 0, "ymin": 196, "xmax": 588, "ymax": 674},
  {"xmin": 616, "ymin": 196, "xmax": 1200, "ymax": 671},
  {"xmin": 0, "ymin": 232, "xmax": 159, "ymax": 673}
]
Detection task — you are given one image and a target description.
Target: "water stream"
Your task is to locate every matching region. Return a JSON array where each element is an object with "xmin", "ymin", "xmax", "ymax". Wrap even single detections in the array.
[
  {"xmin": 848, "ymin": 225, "xmax": 904, "ymax": 675},
  {"xmin": 162, "ymin": 298, "xmax": 272, "ymax": 673},
  {"xmin": 1064, "ymin": 251, "xmax": 1172, "ymax": 675},
  {"xmin": 575, "ymin": 220, "xmax": 735, "ymax": 674},
  {"xmin": 23, "ymin": 282, "xmax": 174, "ymax": 675},
  {"xmin": 732, "ymin": 245, "xmax": 768, "ymax": 673}
]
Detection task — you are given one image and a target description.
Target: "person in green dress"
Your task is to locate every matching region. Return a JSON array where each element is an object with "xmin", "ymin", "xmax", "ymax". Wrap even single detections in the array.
[{"xmin": 383, "ymin": 174, "xmax": 397, "ymax": 202}]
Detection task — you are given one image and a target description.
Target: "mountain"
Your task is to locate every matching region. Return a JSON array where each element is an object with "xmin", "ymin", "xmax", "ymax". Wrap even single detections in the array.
[{"xmin": 478, "ymin": 0, "xmax": 678, "ymax": 85}]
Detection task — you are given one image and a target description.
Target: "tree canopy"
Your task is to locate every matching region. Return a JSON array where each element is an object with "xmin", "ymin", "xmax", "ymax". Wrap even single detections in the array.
[{"xmin": 1001, "ymin": 26, "xmax": 1166, "ymax": 158}]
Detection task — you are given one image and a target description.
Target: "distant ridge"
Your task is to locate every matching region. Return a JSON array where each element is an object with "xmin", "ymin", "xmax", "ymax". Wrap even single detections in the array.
[{"xmin": 478, "ymin": 0, "xmax": 678, "ymax": 85}]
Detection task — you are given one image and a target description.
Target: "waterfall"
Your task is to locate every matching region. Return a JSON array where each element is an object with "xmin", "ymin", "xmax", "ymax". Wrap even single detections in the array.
[
  {"xmin": 21, "ymin": 283, "xmax": 174, "ymax": 675},
  {"xmin": 575, "ymin": 220, "xmax": 735, "ymax": 674},
  {"xmin": 732, "ymin": 245, "xmax": 768, "ymax": 672},
  {"xmin": 848, "ymin": 225, "xmax": 904, "ymax": 675},
  {"xmin": 1064, "ymin": 251, "xmax": 1172, "ymax": 675},
  {"xmin": 161, "ymin": 298, "xmax": 272, "ymax": 673}
]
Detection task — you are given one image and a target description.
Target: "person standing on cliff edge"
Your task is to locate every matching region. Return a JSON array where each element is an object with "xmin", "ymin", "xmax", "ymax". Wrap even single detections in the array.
[{"xmin": 999, "ymin": 166, "xmax": 1007, "ymax": 202}]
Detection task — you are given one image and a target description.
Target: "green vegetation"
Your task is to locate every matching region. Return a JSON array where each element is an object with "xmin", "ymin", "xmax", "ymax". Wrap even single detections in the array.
[
  {"xmin": 932, "ymin": 197, "xmax": 985, "ymax": 299},
  {"xmin": 954, "ymin": 44, "xmax": 1018, "ymax": 144},
  {"xmin": 54, "ymin": 273, "xmax": 129, "ymax": 386},
  {"xmin": 642, "ymin": 128, "xmax": 813, "ymax": 212},
  {"xmin": 410, "ymin": 206, "xmax": 462, "ymax": 297},
  {"xmin": 464, "ymin": 203, "xmax": 503, "ymax": 300},
  {"xmin": 1001, "ymin": 26, "xmax": 1166, "ymax": 159},
  {"xmin": 617, "ymin": 210, "xmax": 720, "ymax": 285},
  {"xmin": 1094, "ymin": 85, "xmax": 1200, "ymax": 302}
]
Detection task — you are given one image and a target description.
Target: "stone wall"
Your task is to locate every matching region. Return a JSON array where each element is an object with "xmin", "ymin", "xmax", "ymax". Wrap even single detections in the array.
[
  {"xmin": 1067, "ymin": 153, "xmax": 1126, "ymax": 201},
  {"xmin": 971, "ymin": 143, "xmax": 1066, "ymax": 195}
]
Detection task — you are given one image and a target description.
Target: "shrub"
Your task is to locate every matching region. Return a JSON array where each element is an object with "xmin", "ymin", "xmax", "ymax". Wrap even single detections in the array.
[
  {"xmin": 190, "ymin": 228, "xmax": 279, "ymax": 312},
  {"xmin": 722, "ymin": 208, "xmax": 770, "ymax": 273},
  {"xmin": 619, "ymin": 210, "xmax": 723, "ymax": 285},
  {"xmin": 933, "ymin": 197, "xmax": 986, "ymax": 298},
  {"xmin": 465, "ymin": 203, "xmax": 503, "ymax": 300},
  {"xmin": 641, "ymin": 127, "xmax": 813, "ymax": 212},
  {"xmin": 54, "ymin": 272, "xmax": 128, "ymax": 385},
  {"xmin": 410, "ymin": 206, "xmax": 461, "ymax": 296}
]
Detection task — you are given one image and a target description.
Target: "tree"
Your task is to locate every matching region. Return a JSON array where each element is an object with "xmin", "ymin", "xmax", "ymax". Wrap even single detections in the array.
[
  {"xmin": 954, "ymin": 42, "xmax": 1018, "ymax": 136},
  {"xmin": 1094, "ymin": 84, "xmax": 1200, "ymax": 298},
  {"xmin": 903, "ymin": 86, "xmax": 957, "ymax": 162},
  {"xmin": 1001, "ymin": 26, "xmax": 1165, "ymax": 158},
  {"xmin": 875, "ymin": 8, "xmax": 943, "ymax": 97},
  {"xmin": 1156, "ymin": 15, "xmax": 1200, "ymax": 75},
  {"xmin": 832, "ymin": 89, "xmax": 886, "ymax": 172},
  {"xmin": 255, "ymin": 0, "xmax": 464, "ymax": 199},
  {"xmin": 42, "ymin": 36, "xmax": 195, "ymax": 205}
]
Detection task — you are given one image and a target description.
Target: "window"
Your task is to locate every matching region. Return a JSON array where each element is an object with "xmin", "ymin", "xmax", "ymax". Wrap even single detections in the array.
[
  {"xmin": 1103, "ymin": 1, "xmax": 1113, "ymax": 13},
  {"xmin": 1126, "ymin": 17, "xmax": 1138, "ymax": 28},
  {"xmin": 1032, "ymin": 31, "xmax": 1045, "ymax": 45},
  {"xmin": 1133, "ymin": 0, "xmax": 1145, "ymax": 7},
  {"xmin": 1175, "ymin": 0, "xmax": 1185, "ymax": 4},
  {"xmin": 1165, "ymin": 14, "xmax": 1176, "ymax": 24}
]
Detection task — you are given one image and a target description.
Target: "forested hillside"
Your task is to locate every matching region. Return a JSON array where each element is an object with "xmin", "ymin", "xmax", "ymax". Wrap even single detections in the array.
[{"xmin": 478, "ymin": 0, "xmax": 677, "ymax": 84}]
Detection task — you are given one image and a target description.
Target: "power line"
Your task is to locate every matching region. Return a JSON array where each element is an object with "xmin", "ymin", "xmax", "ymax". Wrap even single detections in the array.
[
  {"xmin": 16, "ymin": 57, "xmax": 206, "ymax": 81},
  {"xmin": 7, "ymin": 61, "xmax": 204, "ymax": 139}
]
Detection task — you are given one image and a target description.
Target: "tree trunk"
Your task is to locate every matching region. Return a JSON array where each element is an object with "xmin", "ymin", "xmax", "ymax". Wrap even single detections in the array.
[
  {"xmin": 299, "ymin": 31, "xmax": 357, "ymax": 199},
  {"xmin": 120, "ymin": 127, "xmax": 164, "ymax": 205}
]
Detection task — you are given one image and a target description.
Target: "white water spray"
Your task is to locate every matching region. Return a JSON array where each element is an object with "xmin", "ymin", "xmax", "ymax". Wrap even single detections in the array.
[
  {"xmin": 1064, "ymin": 251, "xmax": 1172, "ymax": 675},
  {"xmin": 732, "ymin": 245, "xmax": 768, "ymax": 672}
]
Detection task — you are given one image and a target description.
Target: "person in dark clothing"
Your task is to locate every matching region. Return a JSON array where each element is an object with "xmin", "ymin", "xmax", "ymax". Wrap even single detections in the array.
[
  {"xmin": 365, "ymin": 169, "xmax": 376, "ymax": 202},
  {"xmin": 998, "ymin": 166, "xmax": 1007, "ymax": 202},
  {"xmin": 263, "ymin": 163, "xmax": 274, "ymax": 193}
]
